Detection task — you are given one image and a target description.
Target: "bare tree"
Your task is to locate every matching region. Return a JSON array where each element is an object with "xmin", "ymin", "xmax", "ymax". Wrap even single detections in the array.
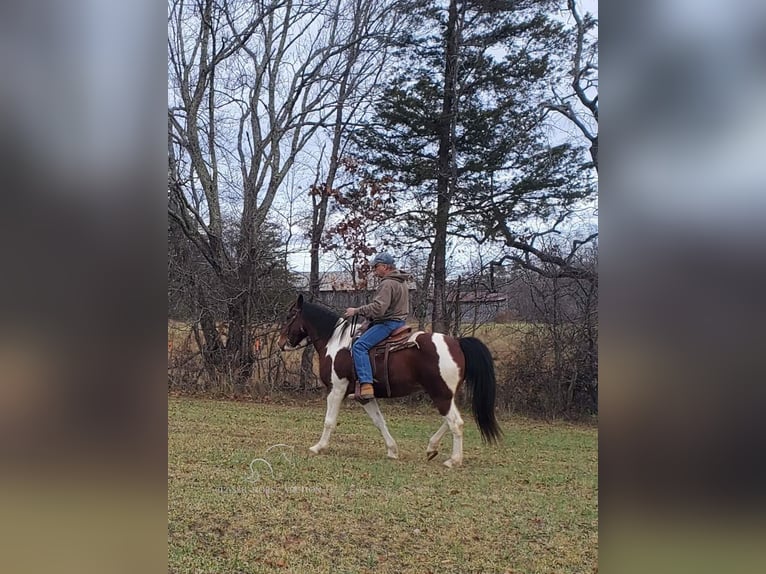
[
  {"xmin": 491, "ymin": 0, "xmax": 599, "ymax": 282},
  {"xmin": 545, "ymin": 0, "xmax": 598, "ymax": 171},
  {"xmin": 490, "ymin": 221, "xmax": 598, "ymax": 283},
  {"xmin": 168, "ymin": 0, "xmax": 397, "ymax": 392},
  {"xmin": 507, "ymin": 243, "xmax": 598, "ymax": 417},
  {"xmin": 299, "ymin": 0, "xmax": 403, "ymax": 387}
]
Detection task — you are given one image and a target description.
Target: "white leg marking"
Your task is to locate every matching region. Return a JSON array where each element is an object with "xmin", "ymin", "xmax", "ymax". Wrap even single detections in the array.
[
  {"xmin": 309, "ymin": 382, "xmax": 347, "ymax": 454},
  {"xmin": 443, "ymin": 400, "xmax": 465, "ymax": 468},
  {"xmin": 426, "ymin": 421, "xmax": 449, "ymax": 460},
  {"xmin": 311, "ymin": 320, "xmax": 355, "ymax": 454},
  {"xmin": 361, "ymin": 399, "xmax": 399, "ymax": 459}
]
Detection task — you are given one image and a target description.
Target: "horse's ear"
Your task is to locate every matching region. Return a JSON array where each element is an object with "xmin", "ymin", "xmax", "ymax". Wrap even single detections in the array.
[{"xmin": 297, "ymin": 294, "xmax": 304, "ymax": 308}]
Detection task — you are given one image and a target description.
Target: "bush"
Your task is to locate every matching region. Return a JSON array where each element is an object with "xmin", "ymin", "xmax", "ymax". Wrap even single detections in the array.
[
  {"xmin": 494, "ymin": 259, "xmax": 598, "ymax": 419},
  {"xmin": 496, "ymin": 323, "xmax": 597, "ymax": 418}
]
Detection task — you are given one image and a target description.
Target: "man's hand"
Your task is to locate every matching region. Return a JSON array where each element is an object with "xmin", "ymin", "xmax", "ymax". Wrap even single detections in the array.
[{"xmin": 344, "ymin": 307, "xmax": 358, "ymax": 318}]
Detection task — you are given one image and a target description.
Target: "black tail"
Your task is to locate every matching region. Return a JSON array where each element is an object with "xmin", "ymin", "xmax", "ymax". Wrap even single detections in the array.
[{"xmin": 459, "ymin": 337, "xmax": 502, "ymax": 443}]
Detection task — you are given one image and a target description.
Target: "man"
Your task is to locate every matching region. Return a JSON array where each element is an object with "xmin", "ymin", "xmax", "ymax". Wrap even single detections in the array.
[{"xmin": 344, "ymin": 252, "xmax": 410, "ymax": 400}]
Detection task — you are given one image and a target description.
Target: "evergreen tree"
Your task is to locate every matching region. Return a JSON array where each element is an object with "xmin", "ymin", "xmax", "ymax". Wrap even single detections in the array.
[{"xmin": 350, "ymin": 0, "xmax": 592, "ymax": 331}]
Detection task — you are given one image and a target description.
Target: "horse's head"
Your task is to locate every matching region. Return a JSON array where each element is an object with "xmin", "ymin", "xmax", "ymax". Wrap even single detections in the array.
[{"xmin": 278, "ymin": 294, "xmax": 310, "ymax": 351}]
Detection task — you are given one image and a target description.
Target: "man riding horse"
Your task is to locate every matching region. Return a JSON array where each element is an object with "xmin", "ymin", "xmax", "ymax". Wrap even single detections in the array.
[
  {"xmin": 343, "ymin": 252, "xmax": 411, "ymax": 400},
  {"xmin": 277, "ymin": 254, "xmax": 501, "ymax": 466}
]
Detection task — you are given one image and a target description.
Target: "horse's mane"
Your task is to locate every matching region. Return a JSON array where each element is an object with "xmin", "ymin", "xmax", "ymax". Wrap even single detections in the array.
[{"xmin": 301, "ymin": 301, "xmax": 342, "ymax": 341}]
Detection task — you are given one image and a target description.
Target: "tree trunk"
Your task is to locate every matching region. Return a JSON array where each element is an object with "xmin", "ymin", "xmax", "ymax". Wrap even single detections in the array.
[
  {"xmin": 452, "ymin": 275, "xmax": 462, "ymax": 337},
  {"xmin": 417, "ymin": 248, "xmax": 435, "ymax": 331},
  {"xmin": 431, "ymin": 0, "xmax": 460, "ymax": 334},
  {"xmin": 197, "ymin": 285, "xmax": 223, "ymax": 369},
  {"xmin": 226, "ymin": 286, "xmax": 254, "ymax": 397}
]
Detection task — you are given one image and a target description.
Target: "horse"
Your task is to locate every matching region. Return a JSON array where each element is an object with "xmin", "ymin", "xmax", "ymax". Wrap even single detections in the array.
[{"xmin": 277, "ymin": 294, "xmax": 502, "ymax": 467}]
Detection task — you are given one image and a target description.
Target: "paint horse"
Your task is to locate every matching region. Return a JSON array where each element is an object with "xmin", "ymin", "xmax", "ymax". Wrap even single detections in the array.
[{"xmin": 277, "ymin": 295, "xmax": 501, "ymax": 467}]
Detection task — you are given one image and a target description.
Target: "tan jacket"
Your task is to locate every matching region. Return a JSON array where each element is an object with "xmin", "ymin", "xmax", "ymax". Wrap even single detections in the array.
[{"xmin": 357, "ymin": 270, "xmax": 411, "ymax": 322}]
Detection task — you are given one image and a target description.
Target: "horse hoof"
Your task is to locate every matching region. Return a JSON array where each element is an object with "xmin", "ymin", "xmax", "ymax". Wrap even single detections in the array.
[
  {"xmin": 387, "ymin": 451, "xmax": 399, "ymax": 460},
  {"xmin": 309, "ymin": 445, "xmax": 325, "ymax": 455},
  {"xmin": 426, "ymin": 451, "xmax": 438, "ymax": 461},
  {"xmin": 443, "ymin": 458, "xmax": 462, "ymax": 468}
]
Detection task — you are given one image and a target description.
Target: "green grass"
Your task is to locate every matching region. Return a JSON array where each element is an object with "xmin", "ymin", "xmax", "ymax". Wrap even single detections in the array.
[{"xmin": 168, "ymin": 397, "xmax": 597, "ymax": 573}]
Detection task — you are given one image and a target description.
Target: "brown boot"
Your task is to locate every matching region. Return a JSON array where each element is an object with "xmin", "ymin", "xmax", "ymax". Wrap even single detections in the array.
[{"xmin": 359, "ymin": 383, "xmax": 375, "ymax": 400}]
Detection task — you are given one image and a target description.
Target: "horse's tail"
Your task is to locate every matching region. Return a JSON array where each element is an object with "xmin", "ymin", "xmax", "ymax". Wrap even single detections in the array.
[{"xmin": 458, "ymin": 337, "xmax": 502, "ymax": 444}]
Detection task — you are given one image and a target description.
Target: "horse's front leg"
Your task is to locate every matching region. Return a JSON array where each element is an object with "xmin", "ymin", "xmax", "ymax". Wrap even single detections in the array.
[
  {"xmin": 309, "ymin": 381, "xmax": 347, "ymax": 454},
  {"xmin": 361, "ymin": 399, "xmax": 399, "ymax": 459}
]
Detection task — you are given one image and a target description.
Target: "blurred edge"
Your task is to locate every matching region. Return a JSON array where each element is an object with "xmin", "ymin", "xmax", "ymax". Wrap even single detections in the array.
[
  {"xmin": 0, "ymin": 1, "xmax": 167, "ymax": 573},
  {"xmin": 602, "ymin": 0, "xmax": 766, "ymax": 572}
]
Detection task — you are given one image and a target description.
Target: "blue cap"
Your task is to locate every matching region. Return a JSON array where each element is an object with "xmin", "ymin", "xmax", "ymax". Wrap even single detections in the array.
[{"xmin": 370, "ymin": 252, "xmax": 394, "ymax": 266}]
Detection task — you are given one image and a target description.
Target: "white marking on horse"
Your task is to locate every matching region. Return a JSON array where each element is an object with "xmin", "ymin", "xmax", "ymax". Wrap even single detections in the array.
[
  {"xmin": 442, "ymin": 400, "xmax": 465, "ymax": 467},
  {"xmin": 426, "ymin": 421, "xmax": 449, "ymax": 460},
  {"xmin": 362, "ymin": 399, "xmax": 399, "ymax": 459},
  {"xmin": 310, "ymin": 317, "xmax": 401, "ymax": 459},
  {"xmin": 432, "ymin": 333, "xmax": 461, "ymax": 393},
  {"xmin": 310, "ymin": 319, "xmax": 352, "ymax": 455},
  {"xmin": 326, "ymin": 318, "xmax": 355, "ymax": 374}
]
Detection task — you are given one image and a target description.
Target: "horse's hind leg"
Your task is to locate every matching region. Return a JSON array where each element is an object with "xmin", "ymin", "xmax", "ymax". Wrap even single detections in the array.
[
  {"xmin": 443, "ymin": 400, "xmax": 465, "ymax": 468},
  {"xmin": 309, "ymin": 384, "xmax": 346, "ymax": 454},
  {"xmin": 361, "ymin": 399, "xmax": 399, "ymax": 459},
  {"xmin": 426, "ymin": 421, "xmax": 449, "ymax": 461}
]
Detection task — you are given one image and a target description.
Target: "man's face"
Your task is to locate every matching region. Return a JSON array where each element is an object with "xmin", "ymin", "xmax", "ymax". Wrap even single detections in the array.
[{"xmin": 373, "ymin": 263, "xmax": 387, "ymax": 278}]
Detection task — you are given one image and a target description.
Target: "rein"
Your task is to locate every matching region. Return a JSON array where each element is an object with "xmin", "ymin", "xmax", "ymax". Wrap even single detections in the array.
[
  {"xmin": 287, "ymin": 318, "xmax": 340, "ymax": 352},
  {"xmin": 285, "ymin": 313, "xmax": 359, "ymax": 353}
]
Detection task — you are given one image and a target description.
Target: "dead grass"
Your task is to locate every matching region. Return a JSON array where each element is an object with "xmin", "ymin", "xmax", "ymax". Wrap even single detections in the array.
[
  {"xmin": 167, "ymin": 320, "xmax": 529, "ymax": 389},
  {"xmin": 168, "ymin": 396, "xmax": 597, "ymax": 573}
]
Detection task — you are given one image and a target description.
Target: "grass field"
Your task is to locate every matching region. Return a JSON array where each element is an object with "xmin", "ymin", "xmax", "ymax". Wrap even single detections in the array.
[{"xmin": 168, "ymin": 396, "xmax": 598, "ymax": 573}]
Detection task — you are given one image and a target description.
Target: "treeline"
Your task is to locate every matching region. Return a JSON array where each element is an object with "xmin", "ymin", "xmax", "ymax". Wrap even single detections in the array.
[{"xmin": 168, "ymin": 236, "xmax": 597, "ymax": 417}]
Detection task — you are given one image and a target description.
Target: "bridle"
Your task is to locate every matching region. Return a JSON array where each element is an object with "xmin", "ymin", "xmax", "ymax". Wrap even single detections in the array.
[
  {"xmin": 282, "ymin": 311, "xmax": 313, "ymax": 351},
  {"xmin": 282, "ymin": 312, "xmax": 357, "ymax": 352}
]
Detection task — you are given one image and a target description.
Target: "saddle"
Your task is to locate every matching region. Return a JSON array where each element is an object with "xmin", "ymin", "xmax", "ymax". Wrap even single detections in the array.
[{"xmin": 351, "ymin": 323, "xmax": 419, "ymax": 401}]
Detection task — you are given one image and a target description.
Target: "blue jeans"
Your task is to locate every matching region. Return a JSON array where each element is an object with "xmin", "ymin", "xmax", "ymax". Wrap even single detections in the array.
[{"xmin": 352, "ymin": 320, "xmax": 405, "ymax": 383}]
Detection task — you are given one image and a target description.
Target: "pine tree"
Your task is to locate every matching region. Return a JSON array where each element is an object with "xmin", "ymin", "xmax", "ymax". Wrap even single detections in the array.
[{"xmin": 351, "ymin": 0, "xmax": 590, "ymax": 331}]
